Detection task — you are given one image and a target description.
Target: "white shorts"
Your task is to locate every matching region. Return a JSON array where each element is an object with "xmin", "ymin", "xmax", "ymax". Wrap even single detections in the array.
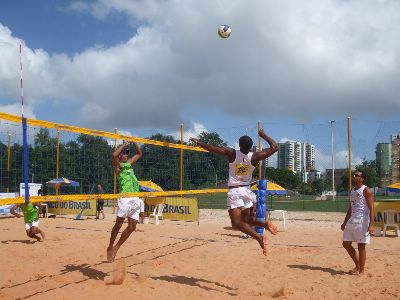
[
  {"xmin": 117, "ymin": 197, "xmax": 144, "ymax": 220},
  {"xmin": 227, "ymin": 187, "xmax": 256, "ymax": 210},
  {"xmin": 343, "ymin": 218, "xmax": 370, "ymax": 244},
  {"xmin": 25, "ymin": 220, "xmax": 39, "ymax": 231}
]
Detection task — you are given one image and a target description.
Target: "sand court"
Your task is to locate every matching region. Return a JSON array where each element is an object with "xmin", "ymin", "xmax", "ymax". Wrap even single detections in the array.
[{"xmin": 0, "ymin": 209, "xmax": 399, "ymax": 299}]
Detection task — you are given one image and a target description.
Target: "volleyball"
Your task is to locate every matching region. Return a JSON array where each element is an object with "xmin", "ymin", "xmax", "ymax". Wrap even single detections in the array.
[{"xmin": 218, "ymin": 25, "xmax": 231, "ymax": 39}]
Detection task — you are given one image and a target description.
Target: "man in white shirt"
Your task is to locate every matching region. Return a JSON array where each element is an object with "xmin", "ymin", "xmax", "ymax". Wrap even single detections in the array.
[
  {"xmin": 190, "ymin": 129, "xmax": 278, "ymax": 256},
  {"xmin": 341, "ymin": 170, "xmax": 374, "ymax": 275}
]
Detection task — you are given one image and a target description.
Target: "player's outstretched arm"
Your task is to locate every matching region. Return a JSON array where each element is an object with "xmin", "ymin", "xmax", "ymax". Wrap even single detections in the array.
[
  {"xmin": 251, "ymin": 129, "xmax": 278, "ymax": 165},
  {"xmin": 190, "ymin": 138, "xmax": 235, "ymax": 161},
  {"xmin": 10, "ymin": 204, "xmax": 22, "ymax": 218}
]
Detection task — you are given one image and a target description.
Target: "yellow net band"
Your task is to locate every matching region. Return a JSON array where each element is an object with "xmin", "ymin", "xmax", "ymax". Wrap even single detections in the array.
[
  {"xmin": 0, "ymin": 112, "xmax": 207, "ymax": 152},
  {"xmin": 0, "ymin": 189, "xmax": 228, "ymax": 205}
]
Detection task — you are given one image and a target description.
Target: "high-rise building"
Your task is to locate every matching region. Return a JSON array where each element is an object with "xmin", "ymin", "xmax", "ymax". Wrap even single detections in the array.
[
  {"xmin": 376, "ymin": 143, "xmax": 391, "ymax": 187},
  {"xmin": 278, "ymin": 141, "xmax": 316, "ymax": 181},
  {"xmin": 305, "ymin": 144, "xmax": 315, "ymax": 171},
  {"xmin": 391, "ymin": 133, "xmax": 400, "ymax": 184},
  {"xmin": 278, "ymin": 141, "xmax": 301, "ymax": 172},
  {"xmin": 325, "ymin": 168, "xmax": 348, "ymax": 188},
  {"xmin": 252, "ymin": 146, "xmax": 269, "ymax": 167}
]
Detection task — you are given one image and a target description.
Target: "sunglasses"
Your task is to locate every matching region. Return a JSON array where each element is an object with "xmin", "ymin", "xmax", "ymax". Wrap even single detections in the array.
[{"xmin": 353, "ymin": 174, "xmax": 362, "ymax": 178}]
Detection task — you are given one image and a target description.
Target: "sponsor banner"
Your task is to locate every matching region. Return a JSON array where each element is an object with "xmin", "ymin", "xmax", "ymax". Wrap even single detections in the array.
[
  {"xmin": 374, "ymin": 201, "xmax": 400, "ymax": 227},
  {"xmin": 0, "ymin": 193, "xmax": 18, "ymax": 214},
  {"xmin": 145, "ymin": 197, "xmax": 198, "ymax": 221},
  {"xmin": 47, "ymin": 200, "xmax": 96, "ymax": 216}
]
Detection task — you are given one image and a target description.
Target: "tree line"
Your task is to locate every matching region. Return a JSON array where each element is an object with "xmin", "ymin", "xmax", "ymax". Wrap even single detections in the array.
[{"xmin": 0, "ymin": 128, "xmax": 378, "ymax": 195}]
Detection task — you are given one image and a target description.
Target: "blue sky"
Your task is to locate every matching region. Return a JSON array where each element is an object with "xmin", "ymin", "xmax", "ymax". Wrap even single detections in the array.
[{"xmin": 0, "ymin": 0, "xmax": 399, "ymax": 171}]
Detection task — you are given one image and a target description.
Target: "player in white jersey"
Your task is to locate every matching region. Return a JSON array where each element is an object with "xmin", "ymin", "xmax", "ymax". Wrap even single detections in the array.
[
  {"xmin": 341, "ymin": 170, "xmax": 374, "ymax": 275},
  {"xmin": 190, "ymin": 129, "xmax": 279, "ymax": 256}
]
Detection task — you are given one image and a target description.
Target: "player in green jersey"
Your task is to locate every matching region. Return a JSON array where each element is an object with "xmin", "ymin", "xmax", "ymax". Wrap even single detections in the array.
[
  {"xmin": 107, "ymin": 141, "xmax": 143, "ymax": 262},
  {"xmin": 11, "ymin": 202, "xmax": 46, "ymax": 242}
]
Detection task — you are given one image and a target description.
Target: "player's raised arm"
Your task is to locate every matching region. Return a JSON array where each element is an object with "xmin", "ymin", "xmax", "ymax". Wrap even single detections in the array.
[
  {"xmin": 251, "ymin": 129, "xmax": 278, "ymax": 166},
  {"xmin": 112, "ymin": 142, "xmax": 128, "ymax": 173},
  {"xmin": 127, "ymin": 142, "xmax": 142, "ymax": 164}
]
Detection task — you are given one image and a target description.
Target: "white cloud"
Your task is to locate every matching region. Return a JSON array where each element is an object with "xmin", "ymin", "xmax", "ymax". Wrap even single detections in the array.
[
  {"xmin": 0, "ymin": 103, "xmax": 36, "ymax": 119},
  {"xmin": 315, "ymin": 148, "xmax": 363, "ymax": 172},
  {"xmin": 168, "ymin": 121, "xmax": 207, "ymax": 142},
  {"xmin": 106, "ymin": 129, "xmax": 134, "ymax": 146},
  {"xmin": 279, "ymin": 137, "xmax": 293, "ymax": 143},
  {"xmin": 1, "ymin": 0, "xmax": 400, "ymax": 133}
]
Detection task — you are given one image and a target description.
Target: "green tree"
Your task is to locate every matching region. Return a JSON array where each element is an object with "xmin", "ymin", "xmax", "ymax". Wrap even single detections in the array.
[
  {"xmin": 311, "ymin": 178, "xmax": 328, "ymax": 195},
  {"xmin": 339, "ymin": 159, "xmax": 379, "ymax": 192},
  {"xmin": 138, "ymin": 134, "xmax": 181, "ymax": 190},
  {"xmin": 356, "ymin": 160, "xmax": 379, "ymax": 188},
  {"xmin": 75, "ymin": 134, "xmax": 114, "ymax": 193},
  {"xmin": 265, "ymin": 167, "xmax": 302, "ymax": 191},
  {"xmin": 31, "ymin": 128, "xmax": 57, "ymax": 186},
  {"xmin": 186, "ymin": 131, "xmax": 229, "ymax": 189}
]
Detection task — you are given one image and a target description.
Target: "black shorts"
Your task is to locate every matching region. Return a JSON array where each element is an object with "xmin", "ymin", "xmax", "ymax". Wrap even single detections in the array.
[{"xmin": 97, "ymin": 201, "xmax": 104, "ymax": 211}]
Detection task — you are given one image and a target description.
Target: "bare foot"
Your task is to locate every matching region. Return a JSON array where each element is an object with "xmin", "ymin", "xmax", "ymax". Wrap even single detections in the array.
[
  {"xmin": 348, "ymin": 267, "xmax": 359, "ymax": 275},
  {"xmin": 266, "ymin": 220, "xmax": 278, "ymax": 235},
  {"xmin": 110, "ymin": 247, "xmax": 119, "ymax": 262},
  {"xmin": 262, "ymin": 231, "xmax": 268, "ymax": 256},
  {"xmin": 107, "ymin": 247, "xmax": 114, "ymax": 262}
]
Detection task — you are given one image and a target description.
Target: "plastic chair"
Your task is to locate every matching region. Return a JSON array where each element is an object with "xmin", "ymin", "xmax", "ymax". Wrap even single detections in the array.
[
  {"xmin": 383, "ymin": 210, "xmax": 399, "ymax": 237},
  {"xmin": 149, "ymin": 203, "xmax": 164, "ymax": 225},
  {"xmin": 268, "ymin": 210, "xmax": 287, "ymax": 231},
  {"xmin": 373, "ymin": 226, "xmax": 382, "ymax": 237}
]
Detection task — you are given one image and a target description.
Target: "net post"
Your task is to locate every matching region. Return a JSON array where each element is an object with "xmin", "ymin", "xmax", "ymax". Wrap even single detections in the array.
[
  {"xmin": 347, "ymin": 117, "xmax": 352, "ymax": 201},
  {"xmin": 113, "ymin": 128, "xmax": 118, "ymax": 214},
  {"xmin": 7, "ymin": 133, "xmax": 11, "ymax": 193},
  {"xmin": 180, "ymin": 123, "xmax": 184, "ymax": 192},
  {"xmin": 22, "ymin": 117, "xmax": 29, "ymax": 204},
  {"xmin": 258, "ymin": 120, "xmax": 262, "ymax": 180}
]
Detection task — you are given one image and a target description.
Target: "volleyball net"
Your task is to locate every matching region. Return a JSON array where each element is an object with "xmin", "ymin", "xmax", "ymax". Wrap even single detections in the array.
[
  {"xmin": 0, "ymin": 112, "xmax": 245, "ymax": 205},
  {"xmin": 0, "ymin": 112, "xmax": 399, "ymax": 207}
]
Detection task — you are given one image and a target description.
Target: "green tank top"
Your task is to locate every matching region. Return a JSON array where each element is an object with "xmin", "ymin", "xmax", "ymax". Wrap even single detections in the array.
[
  {"xmin": 20, "ymin": 203, "xmax": 39, "ymax": 224},
  {"xmin": 118, "ymin": 162, "xmax": 139, "ymax": 193}
]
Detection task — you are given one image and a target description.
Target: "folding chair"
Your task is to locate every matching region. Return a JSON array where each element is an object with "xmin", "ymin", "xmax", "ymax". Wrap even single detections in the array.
[
  {"xmin": 149, "ymin": 203, "xmax": 164, "ymax": 225},
  {"xmin": 383, "ymin": 210, "xmax": 399, "ymax": 237}
]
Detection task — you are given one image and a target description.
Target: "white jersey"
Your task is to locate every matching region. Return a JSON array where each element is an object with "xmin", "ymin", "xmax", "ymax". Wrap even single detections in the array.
[
  {"xmin": 228, "ymin": 150, "xmax": 255, "ymax": 187},
  {"xmin": 349, "ymin": 185, "xmax": 370, "ymax": 221}
]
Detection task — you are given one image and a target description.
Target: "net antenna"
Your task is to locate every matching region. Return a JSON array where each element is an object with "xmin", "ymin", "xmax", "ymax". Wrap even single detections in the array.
[{"xmin": 20, "ymin": 44, "xmax": 30, "ymax": 204}]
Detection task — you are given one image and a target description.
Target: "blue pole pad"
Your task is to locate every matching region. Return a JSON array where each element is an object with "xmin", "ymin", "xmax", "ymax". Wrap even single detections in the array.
[
  {"xmin": 22, "ymin": 117, "xmax": 30, "ymax": 204},
  {"xmin": 257, "ymin": 179, "xmax": 267, "ymax": 190},
  {"xmin": 255, "ymin": 179, "xmax": 267, "ymax": 234}
]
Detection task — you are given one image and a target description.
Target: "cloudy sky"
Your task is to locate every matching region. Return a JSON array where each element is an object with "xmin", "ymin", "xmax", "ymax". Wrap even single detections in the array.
[{"xmin": 0, "ymin": 0, "xmax": 399, "ymax": 170}]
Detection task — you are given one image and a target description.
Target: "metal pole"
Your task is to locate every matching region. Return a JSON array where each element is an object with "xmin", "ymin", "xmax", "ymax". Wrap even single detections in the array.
[
  {"xmin": 180, "ymin": 123, "xmax": 184, "ymax": 191},
  {"xmin": 113, "ymin": 128, "xmax": 117, "ymax": 214},
  {"xmin": 347, "ymin": 117, "xmax": 352, "ymax": 200},
  {"xmin": 7, "ymin": 134, "xmax": 10, "ymax": 192},
  {"xmin": 330, "ymin": 120, "xmax": 335, "ymax": 200},
  {"xmin": 258, "ymin": 120, "xmax": 262, "ymax": 180},
  {"xmin": 56, "ymin": 130, "xmax": 60, "ymax": 195}
]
